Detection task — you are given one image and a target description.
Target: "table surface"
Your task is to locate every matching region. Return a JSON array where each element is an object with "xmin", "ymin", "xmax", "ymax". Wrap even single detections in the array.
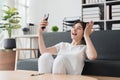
[
  {"xmin": 0, "ymin": 70, "xmax": 120, "ymax": 80},
  {"xmin": 0, "ymin": 70, "xmax": 98, "ymax": 80}
]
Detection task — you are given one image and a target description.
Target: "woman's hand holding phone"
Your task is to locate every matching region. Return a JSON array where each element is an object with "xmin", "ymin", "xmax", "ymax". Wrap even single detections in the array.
[
  {"xmin": 41, "ymin": 13, "xmax": 49, "ymax": 30},
  {"xmin": 39, "ymin": 14, "xmax": 49, "ymax": 33}
]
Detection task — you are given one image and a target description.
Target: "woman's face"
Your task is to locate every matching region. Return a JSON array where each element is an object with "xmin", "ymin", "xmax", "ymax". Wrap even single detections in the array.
[{"xmin": 71, "ymin": 23, "xmax": 84, "ymax": 41}]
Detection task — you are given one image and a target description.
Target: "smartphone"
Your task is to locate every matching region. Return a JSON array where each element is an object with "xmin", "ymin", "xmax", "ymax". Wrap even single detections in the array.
[
  {"xmin": 41, "ymin": 13, "xmax": 49, "ymax": 30},
  {"xmin": 44, "ymin": 13, "xmax": 49, "ymax": 21}
]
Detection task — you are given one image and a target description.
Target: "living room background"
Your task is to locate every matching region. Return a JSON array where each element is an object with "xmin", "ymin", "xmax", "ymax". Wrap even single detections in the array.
[
  {"xmin": 0, "ymin": 0, "xmax": 82, "ymax": 59},
  {"xmin": 28, "ymin": 0, "xmax": 82, "ymax": 32}
]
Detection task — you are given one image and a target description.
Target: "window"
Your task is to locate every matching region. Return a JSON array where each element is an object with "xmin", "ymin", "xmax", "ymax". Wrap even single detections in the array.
[
  {"xmin": 15, "ymin": 0, "xmax": 29, "ymax": 27},
  {"xmin": 0, "ymin": 0, "xmax": 3, "ymax": 20},
  {"xmin": 0, "ymin": 0, "xmax": 4, "ymax": 33}
]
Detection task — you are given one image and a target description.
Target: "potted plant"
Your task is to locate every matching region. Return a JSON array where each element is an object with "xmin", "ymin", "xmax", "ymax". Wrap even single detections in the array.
[
  {"xmin": 51, "ymin": 25, "xmax": 59, "ymax": 32},
  {"xmin": 0, "ymin": 5, "xmax": 21, "ymax": 49}
]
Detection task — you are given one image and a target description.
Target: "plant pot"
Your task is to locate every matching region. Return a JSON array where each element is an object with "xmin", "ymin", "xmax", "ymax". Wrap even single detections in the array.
[
  {"xmin": 0, "ymin": 49, "xmax": 16, "ymax": 70},
  {"xmin": 4, "ymin": 38, "xmax": 16, "ymax": 49}
]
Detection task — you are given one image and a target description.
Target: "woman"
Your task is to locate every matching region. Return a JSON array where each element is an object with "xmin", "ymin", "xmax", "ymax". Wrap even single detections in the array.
[{"xmin": 38, "ymin": 19, "xmax": 97, "ymax": 75}]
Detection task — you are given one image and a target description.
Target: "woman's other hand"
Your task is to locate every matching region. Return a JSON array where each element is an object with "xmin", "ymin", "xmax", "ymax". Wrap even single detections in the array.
[
  {"xmin": 84, "ymin": 20, "xmax": 94, "ymax": 37},
  {"xmin": 84, "ymin": 20, "xmax": 97, "ymax": 60}
]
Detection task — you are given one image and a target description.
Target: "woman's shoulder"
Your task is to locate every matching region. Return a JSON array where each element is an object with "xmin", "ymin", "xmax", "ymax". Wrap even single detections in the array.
[
  {"xmin": 55, "ymin": 42, "xmax": 70, "ymax": 47},
  {"xmin": 58, "ymin": 42, "xmax": 71, "ymax": 45}
]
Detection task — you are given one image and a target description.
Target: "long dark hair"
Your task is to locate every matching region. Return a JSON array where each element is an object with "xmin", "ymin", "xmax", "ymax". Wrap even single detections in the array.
[
  {"xmin": 73, "ymin": 20, "xmax": 86, "ymax": 44},
  {"xmin": 73, "ymin": 20, "xmax": 86, "ymax": 30}
]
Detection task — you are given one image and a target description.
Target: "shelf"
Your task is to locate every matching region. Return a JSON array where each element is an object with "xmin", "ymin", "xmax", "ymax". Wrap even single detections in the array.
[
  {"xmin": 106, "ymin": 20, "xmax": 120, "ymax": 24},
  {"xmin": 82, "ymin": 3, "xmax": 104, "ymax": 8},
  {"xmin": 63, "ymin": 23, "xmax": 74, "ymax": 26},
  {"xmin": 84, "ymin": 20, "xmax": 104, "ymax": 23},
  {"xmin": 63, "ymin": 19, "xmax": 80, "ymax": 23},
  {"xmin": 62, "ymin": 16, "xmax": 81, "ymax": 31},
  {"xmin": 106, "ymin": 0, "xmax": 114, "ymax": 1},
  {"xmin": 81, "ymin": 0, "xmax": 120, "ymax": 30},
  {"xmin": 106, "ymin": 1, "xmax": 120, "ymax": 5},
  {"xmin": 84, "ymin": 20, "xmax": 104, "ymax": 25}
]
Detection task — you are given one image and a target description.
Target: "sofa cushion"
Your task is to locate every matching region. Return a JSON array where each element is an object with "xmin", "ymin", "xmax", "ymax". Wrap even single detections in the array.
[
  {"xmin": 91, "ymin": 30, "xmax": 120, "ymax": 60},
  {"xmin": 38, "ymin": 32, "xmax": 72, "ymax": 57},
  {"xmin": 17, "ymin": 58, "xmax": 38, "ymax": 71},
  {"xmin": 82, "ymin": 60, "xmax": 120, "ymax": 77},
  {"xmin": 43, "ymin": 32, "xmax": 72, "ymax": 47}
]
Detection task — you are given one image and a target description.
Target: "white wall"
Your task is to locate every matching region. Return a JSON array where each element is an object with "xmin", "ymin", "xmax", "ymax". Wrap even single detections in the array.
[
  {"xmin": 28, "ymin": 0, "xmax": 82, "ymax": 31},
  {"xmin": 0, "ymin": 0, "xmax": 15, "ymax": 20},
  {"xmin": 0, "ymin": 0, "xmax": 3, "ymax": 20},
  {"xmin": 5, "ymin": 0, "xmax": 15, "ymax": 7}
]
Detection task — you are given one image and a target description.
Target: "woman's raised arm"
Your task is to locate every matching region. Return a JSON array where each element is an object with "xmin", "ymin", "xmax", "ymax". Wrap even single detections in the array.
[
  {"xmin": 38, "ymin": 19, "xmax": 57, "ymax": 55},
  {"xmin": 84, "ymin": 20, "xmax": 97, "ymax": 60}
]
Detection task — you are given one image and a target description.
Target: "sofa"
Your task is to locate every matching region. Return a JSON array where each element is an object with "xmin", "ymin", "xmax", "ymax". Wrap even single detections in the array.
[{"xmin": 17, "ymin": 30, "xmax": 120, "ymax": 77}]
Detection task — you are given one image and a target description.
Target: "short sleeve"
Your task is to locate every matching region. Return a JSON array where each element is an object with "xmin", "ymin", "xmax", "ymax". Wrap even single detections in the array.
[
  {"xmin": 54, "ymin": 42, "xmax": 64, "ymax": 52},
  {"xmin": 83, "ymin": 45, "xmax": 87, "ymax": 57},
  {"xmin": 84, "ymin": 45, "xmax": 87, "ymax": 53}
]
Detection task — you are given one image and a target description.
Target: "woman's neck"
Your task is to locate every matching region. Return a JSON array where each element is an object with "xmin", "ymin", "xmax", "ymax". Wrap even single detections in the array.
[{"xmin": 71, "ymin": 40, "xmax": 81, "ymax": 45}]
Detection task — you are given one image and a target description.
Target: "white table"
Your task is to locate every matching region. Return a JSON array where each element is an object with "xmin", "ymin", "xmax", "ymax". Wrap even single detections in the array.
[
  {"xmin": 13, "ymin": 35, "xmax": 38, "ymax": 59},
  {"xmin": 0, "ymin": 70, "xmax": 98, "ymax": 80}
]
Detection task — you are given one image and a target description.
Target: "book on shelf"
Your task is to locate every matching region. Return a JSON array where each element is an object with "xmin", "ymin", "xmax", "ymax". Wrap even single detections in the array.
[
  {"xmin": 92, "ymin": 24, "xmax": 100, "ymax": 31},
  {"xmin": 100, "ymin": 0, "xmax": 105, "ymax": 2},
  {"xmin": 112, "ymin": 24, "xmax": 120, "ymax": 30},
  {"xmin": 112, "ymin": 6, "xmax": 120, "ymax": 20},
  {"xmin": 112, "ymin": 10, "xmax": 120, "ymax": 13},
  {"xmin": 83, "ymin": 7, "xmax": 100, "ymax": 12},
  {"xmin": 112, "ymin": 5, "xmax": 120, "ymax": 9},
  {"xmin": 112, "ymin": 16, "xmax": 120, "ymax": 20},
  {"xmin": 83, "ymin": 7, "xmax": 101, "ymax": 19},
  {"xmin": 93, "ymin": 24, "xmax": 100, "ymax": 28},
  {"xmin": 83, "ymin": 16, "xmax": 100, "ymax": 19},
  {"xmin": 112, "ymin": 13, "xmax": 120, "ymax": 16},
  {"xmin": 86, "ymin": 0, "xmax": 96, "ymax": 4},
  {"xmin": 83, "ymin": 9, "xmax": 101, "ymax": 14},
  {"xmin": 112, "ymin": 8, "xmax": 120, "ymax": 12},
  {"xmin": 83, "ymin": 14, "xmax": 100, "ymax": 18},
  {"xmin": 85, "ymin": 0, "xmax": 104, "ymax": 4},
  {"xmin": 86, "ymin": 0, "xmax": 90, "ymax": 4},
  {"xmin": 83, "ymin": 11, "xmax": 101, "ymax": 15},
  {"xmin": 83, "ymin": 17, "xmax": 100, "ymax": 21}
]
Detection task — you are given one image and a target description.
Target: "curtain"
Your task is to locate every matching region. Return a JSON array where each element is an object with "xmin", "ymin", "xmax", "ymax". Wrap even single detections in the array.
[
  {"xmin": 15, "ymin": 0, "xmax": 38, "ymax": 59},
  {"xmin": 0, "ymin": 0, "xmax": 38, "ymax": 59}
]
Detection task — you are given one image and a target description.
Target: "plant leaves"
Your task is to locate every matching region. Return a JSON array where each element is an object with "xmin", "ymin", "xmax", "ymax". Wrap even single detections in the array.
[
  {"xmin": 12, "ymin": 25, "xmax": 21, "ymax": 29},
  {"xmin": 9, "ymin": 19, "xmax": 20, "ymax": 23},
  {"xmin": 3, "ymin": 15, "xmax": 11, "ymax": 20},
  {"xmin": 0, "ymin": 5, "xmax": 21, "ymax": 38}
]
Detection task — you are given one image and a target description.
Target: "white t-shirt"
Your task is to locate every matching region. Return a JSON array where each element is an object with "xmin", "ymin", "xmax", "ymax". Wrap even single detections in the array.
[{"xmin": 54, "ymin": 42, "xmax": 87, "ymax": 74}]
